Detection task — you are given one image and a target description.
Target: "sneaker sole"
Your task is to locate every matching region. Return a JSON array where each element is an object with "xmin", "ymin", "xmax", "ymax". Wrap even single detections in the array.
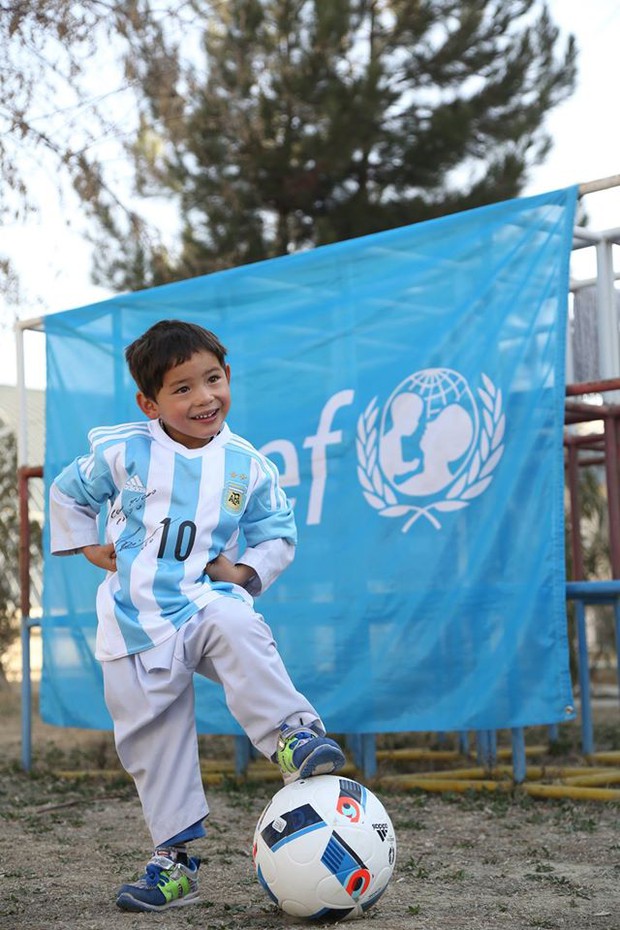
[
  {"xmin": 297, "ymin": 744, "xmax": 346, "ymax": 780},
  {"xmin": 116, "ymin": 891, "xmax": 200, "ymax": 912}
]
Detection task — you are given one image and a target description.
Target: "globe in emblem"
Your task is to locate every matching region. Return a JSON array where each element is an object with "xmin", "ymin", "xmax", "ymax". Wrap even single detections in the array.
[{"xmin": 378, "ymin": 368, "xmax": 479, "ymax": 498}]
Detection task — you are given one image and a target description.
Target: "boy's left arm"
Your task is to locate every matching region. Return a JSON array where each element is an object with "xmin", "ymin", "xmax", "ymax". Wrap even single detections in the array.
[
  {"xmin": 236, "ymin": 536, "xmax": 295, "ymax": 595},
  {"xmin": 205, "ymin": 537, "xmax": 294, "ymax": 595},
  {"xmin": 239, "ymin": 457, "xmax": 297, "ymax": 594}
]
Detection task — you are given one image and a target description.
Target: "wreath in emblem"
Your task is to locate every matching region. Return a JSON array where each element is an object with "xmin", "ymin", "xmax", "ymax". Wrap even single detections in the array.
[{"xmin": 356, "ymin": 373, "xmax": 505, "ymax": 532}]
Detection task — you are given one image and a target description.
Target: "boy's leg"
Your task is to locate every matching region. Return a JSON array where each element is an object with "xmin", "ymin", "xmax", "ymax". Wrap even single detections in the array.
[
  {"xmin": 186, "ymin": 598, "xmax": 345, "ymax": 778},
  {"xmin": 102, "ymin": 644, "xmax": 209, "ymax": 850}
]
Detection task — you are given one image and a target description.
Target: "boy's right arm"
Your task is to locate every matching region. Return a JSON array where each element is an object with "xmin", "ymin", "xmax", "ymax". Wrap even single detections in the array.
[
  {"xmin": 50, "ymin": 479, "xmax": 116, "ymax": 569},
  {"xmin": 50, "ymin": 451, "xmax": 117, "ymax": 559},
  {"xmin": 49, "ymin": 483, "xmax": 100, "ymax": 555},
  {"xmin": 81, "ymin": 543, "xmax": 117, "ymax": 572}
]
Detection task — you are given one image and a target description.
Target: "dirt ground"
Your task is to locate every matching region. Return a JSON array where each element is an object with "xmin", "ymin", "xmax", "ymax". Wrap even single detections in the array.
[{"xmin": 0, "ymin": 685, "xmax": 619, "ymax": 930}]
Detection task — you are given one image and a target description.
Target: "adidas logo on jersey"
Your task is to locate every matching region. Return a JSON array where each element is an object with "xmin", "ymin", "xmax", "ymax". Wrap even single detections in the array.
[
  {"xmin": 124, "ymin": 475, "xmax": 148, "ymax": 494},
  {"xmin": 111, "ymin": 474, "xmax": 156, "ymax": 525}
]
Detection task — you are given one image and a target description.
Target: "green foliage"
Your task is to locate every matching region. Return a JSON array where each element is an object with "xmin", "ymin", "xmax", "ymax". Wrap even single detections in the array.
[
  {"xmin": 86, "ymin": 0, "xmax": 577, "ymax": 290},
  {"xmin": 0, "ymin": 427, "xmax": 42, "ymax": 681},
  {"xmin": 1, "ymin": 2, "xmax": 102, "ymax": 218},
  {"xmin": 0, "ymin": 2, "xmax": 578, "ymax": 296},
  {"xmin": 0, "ymin": 428, "xmax": 20, "ymax": 678}
]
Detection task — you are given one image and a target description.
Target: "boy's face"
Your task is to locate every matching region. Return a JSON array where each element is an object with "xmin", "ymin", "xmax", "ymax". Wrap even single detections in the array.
[{"xmin": 136, "ymin": 350, "xmax": 231, "ymax": 448}]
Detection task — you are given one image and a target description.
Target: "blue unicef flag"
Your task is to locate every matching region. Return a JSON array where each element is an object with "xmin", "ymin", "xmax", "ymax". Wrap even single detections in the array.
[{"xmin": 41, "ymin": 187, "xmax": 577, "ymax": 734}]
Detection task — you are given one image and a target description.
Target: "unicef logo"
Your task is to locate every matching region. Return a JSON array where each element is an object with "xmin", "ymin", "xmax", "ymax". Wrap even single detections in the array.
[{"xmin": 357, "ymin": 369, "xmax": 505, "ymax": 531}]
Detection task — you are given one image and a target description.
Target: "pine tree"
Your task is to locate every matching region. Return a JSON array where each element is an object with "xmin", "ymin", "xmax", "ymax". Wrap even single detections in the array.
[{"xmin": 89, "ymin": 0, "xmax": 577, "ymax": 289}]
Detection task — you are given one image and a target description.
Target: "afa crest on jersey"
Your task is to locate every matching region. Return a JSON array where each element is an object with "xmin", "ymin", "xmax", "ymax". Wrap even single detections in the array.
[{"xmin": 222, "ymin": 482, "xmax": 247, "ymax": 515}]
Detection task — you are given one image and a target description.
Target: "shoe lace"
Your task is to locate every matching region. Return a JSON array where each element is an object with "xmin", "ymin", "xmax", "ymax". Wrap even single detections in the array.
[
  {"xmin": 281, "ymin": 727, "xmax": 314, "ymax": 752},
  {"xmin": 143, "ymin": 863, "xmax": 166, "ymax": 887},
  {"xmin": 141, "ymin": 853, "xmax": 176, "ymax": 888}
]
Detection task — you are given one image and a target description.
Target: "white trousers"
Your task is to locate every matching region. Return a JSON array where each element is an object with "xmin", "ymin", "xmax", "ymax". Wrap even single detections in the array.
[{"xmin": 102, "ymin": 596, "xmax": 323, "ymax": 848}]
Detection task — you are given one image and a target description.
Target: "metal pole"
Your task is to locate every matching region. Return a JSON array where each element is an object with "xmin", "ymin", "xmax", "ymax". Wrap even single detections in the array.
[
  {"xmin": 18, "ymin": 463, "xmax": 34, "ymax": 773},
  {"xmin": 14, "ymin": 317, "xmax": 43, "ymax": 772},
  {"xmin": 614, "ymin": 601, "xmax": 620, "ymax": 712},
  {"xmin": 20, "ymin": 617, "xmax": 33, "ymax": 771},
  {"xmin": 566, "ymin": 377, "xmax": 620, "ymax": 396},
  {"xmin": 360, "ymin": 733, "xmax": 377, "ymax": 780},
  {"xmin": 575, "ymin": 600, "xmax": 594, "ymax": 756},
  {"xmin": 567, "ymin": 442, "xmax": 585, "ymax": 580},
  {"xmin": 510, "ymin": 728, "xmax": 526, "ymax": 784},
  {"xmin": 234, "ymin": 735, "xmax": 252, "ymax": 776},
  {"xmin": 475, "ymin": 730, "xmax": 497, "ymax": 770},
  {"xmin": 604, "ymin": 416, "xmax": 620, "ymax": 578},
  {"xmin": 595, "ymin": 238, "xmax": 620, "ymax": 395},
  {"xmin": 14, "ymin": 323, "xmax": 29, "ymax": 467},
  {"xmin": 578, "ymin": 174, "xmax": 620, "ymax": 195}
]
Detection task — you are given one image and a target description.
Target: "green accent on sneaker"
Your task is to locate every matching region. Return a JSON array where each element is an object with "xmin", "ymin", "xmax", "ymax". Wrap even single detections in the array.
[
  {"xmin": 277, "ymin": 731, "xmax": 302, "ymax": 775},
  {"xmin": 159, "ymin": 870, "xmax": 191, "ymax": 904},
  {"xmin": 275, "ymin": 726, "xmax": 346, "ymax": 786},
  {"xmin": 116, "ymin": 851, "xmax": 200, "ymax": 912}
]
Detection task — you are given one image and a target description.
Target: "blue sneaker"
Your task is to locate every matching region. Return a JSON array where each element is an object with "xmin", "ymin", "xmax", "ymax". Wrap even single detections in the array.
[
  {"xmin": 276, "ymin": 724, "xmax": 346, "ymax": 785},
  {"xmin": 116, "ymin": 847, "xmax": 200, "ymax": 912}
]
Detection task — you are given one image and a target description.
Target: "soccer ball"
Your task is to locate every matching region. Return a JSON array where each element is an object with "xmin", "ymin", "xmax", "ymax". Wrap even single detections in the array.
[{"xmin": 252, "ymin": 775, "xmax": 396, "ymax": 920}]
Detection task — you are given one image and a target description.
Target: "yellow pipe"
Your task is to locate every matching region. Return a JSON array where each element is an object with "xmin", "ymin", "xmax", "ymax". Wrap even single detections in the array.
[
  {"xmin": 53, "ymin": 769, "xmax": 130, "ymax": 780},
  {"xmin": 537, "ymin": 766, "xmax": 605, "ymax": 778},
  {"xmin": 378, "ymin": 775, "xmax": 503, "ymax": 792},
  {"xmin": 513, "ymin": 766, "xmax": 600, "ymax": 780},
  {"xmin": 378, "ymin": 774, "xmax": 620, "ymax": 800},
  {"xmin": 380, "ymin": 764, "xmax": 600, "ymax": 781},
  {"xmin": 201, "ymin": 759, "xmax": 235, "ymax": 773},
  {"xmin": 375, "ymin": 748, "xmax": 461, "ymax": 762},
  {"xmin": 496, "ymin": 745, "xmax": 549, "ymax": 759},
  {"xmin": 562, "ymin": 770, "xmax": 620, "ymax": 787},
  {"xmin": 408, "ymin": 767, "xmax": 505, "ymax": 780},
  {"xmin": 375, "ymin": 744, "xmax": 550, "ymax": 763},
  {"xmin": 590, "ymin": 751, "xmax": 620, "ymax": 765},
  {"xmin": 521, "ymin": 783, "xmax": 620, "ymax": 801}
]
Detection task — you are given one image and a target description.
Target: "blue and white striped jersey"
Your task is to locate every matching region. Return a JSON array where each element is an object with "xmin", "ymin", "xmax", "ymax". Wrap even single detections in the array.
[{"xmin": 50, "ymin": 420, "xmax": 296, "ymax": 660}]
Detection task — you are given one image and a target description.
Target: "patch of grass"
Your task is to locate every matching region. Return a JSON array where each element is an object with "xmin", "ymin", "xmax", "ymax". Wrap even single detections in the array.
[
  {"xmin": 527, "ymin": 844, "xmax": 551, "ymax": 859},
  {"xmin": 403, "ymin": 854, "xmax": 430, "ymax": 879},
  {"xmin": 525, "ymin": 871, "xmax": 591, "ymax": 900},
  {"xmin": 393, "ymin": 816, "xmax": 426, "ymax": 830},
  {"xmin": 552, "ymin": 802, "xmax": 599, "ymax": 834},
  {"xmin": 533, "ymin": 863, "xmax": 555, "ymax": 873}
]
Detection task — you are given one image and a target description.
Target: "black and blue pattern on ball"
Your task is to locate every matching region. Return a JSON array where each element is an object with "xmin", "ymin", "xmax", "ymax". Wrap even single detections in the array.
[
  {"xmin": 261, "ymin": 803, "xmax": 326, "ymax": 852},
  {"xmin": 321, "ymin": 831, "xmax": 371, "ymax": 901}
]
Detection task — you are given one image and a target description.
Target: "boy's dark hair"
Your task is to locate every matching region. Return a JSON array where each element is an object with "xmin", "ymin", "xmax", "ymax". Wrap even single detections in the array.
[{"xmin": 125, "ymin": 320, "xmax": 228, "ymax": 398}]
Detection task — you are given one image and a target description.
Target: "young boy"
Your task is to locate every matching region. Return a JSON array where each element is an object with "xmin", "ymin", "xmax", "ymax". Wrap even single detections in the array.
[{"xmin": 49, "ymin": 319, "xmax": 345, "ymax": 912}]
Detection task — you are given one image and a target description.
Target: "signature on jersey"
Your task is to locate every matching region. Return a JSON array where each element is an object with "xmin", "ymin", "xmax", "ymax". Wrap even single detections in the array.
[
  {"xmin": 111, "ymin": 488, "xmax": 157, "ymax": 526},
  {"xmin": 115, "ymin": 523, "xmax": 164, "ymax": 553}
]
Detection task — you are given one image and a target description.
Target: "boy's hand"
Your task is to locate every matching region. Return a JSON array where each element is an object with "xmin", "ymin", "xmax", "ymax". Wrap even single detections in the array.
[
  {"xmin": 81, "ymin": 543, "xmax": 117, "ymax": 572},
  {"xmin": 205, "ymin": 554, "xmax": 255, "ymax": 588}
]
